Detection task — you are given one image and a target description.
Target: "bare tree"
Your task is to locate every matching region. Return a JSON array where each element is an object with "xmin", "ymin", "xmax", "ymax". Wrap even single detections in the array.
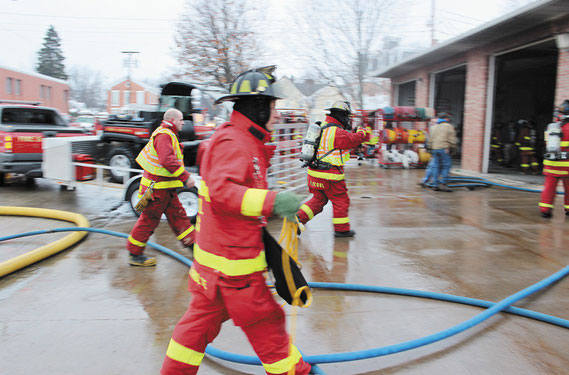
[
  {"xmin": 173, "ymin": 0, "xmax": 260, "ymax": 87},
  {"xmin": 68, "ymin": 66, "xmax": 106, "ymax": 110},
  {"xmin": 296, "ymin": 0, "xmax": 395, "ymax": 108}
]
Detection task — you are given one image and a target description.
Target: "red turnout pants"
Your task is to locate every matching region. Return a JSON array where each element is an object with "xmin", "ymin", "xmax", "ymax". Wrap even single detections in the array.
[
  {"xmin": 297, "ymin": 177, "xmax": 351, "ymax": 232},
  {"xmin": 539, "ymin": 175, "xmax": 569, "ymax": 214}
]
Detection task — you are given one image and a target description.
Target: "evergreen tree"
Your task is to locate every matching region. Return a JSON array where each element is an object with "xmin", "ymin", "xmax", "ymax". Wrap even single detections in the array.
[{"xmin": 36, "ymin": 25, "xmax": 68, "ymax": 80}]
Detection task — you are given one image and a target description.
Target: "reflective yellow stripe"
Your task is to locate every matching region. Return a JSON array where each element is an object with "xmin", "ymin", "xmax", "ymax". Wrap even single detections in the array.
[
  {"xmin": 199, "ymin": 180, "xmax": 211, "ymax": 202},
  {"xmin": 520, "ymin": 164, "xmax": 530, "ymax": 167},
  {"xmin": 299, "ymin": 204, "xmax": 314, "ymax": 220},
  {"xmin": 531, "ymin": 162, "xmax": 539, "ymax": 166},
  {"xmin": 165, "ymin": 338, "xmax": 204, "ymax": 366},
  {"xmin": 241, "ymin": 188, "xmax": 268, "ymax": 217},
  {"xmin": 141, "ymin": 176, "xmax": 183, "ymax": 189},
  {"xmin": 332, "ymin": 217, "xmax": 349, "ymax": 224},
  {"xmin": 561, "ymin": 141, "xmax": 569, "ymax": 147},
  {"xmin": 519, "ymin": 147, "xmax": 533, "ymax": 151},
  {"xmin": 524, "ymin": 136, "xmax": 531, "ymax": 140},
  {"xmin": 543, "ymin": 169, "xmax": 568, "ymax": 175},
  {"xmin": 564, "ymin": 205, "xmax": 569, "ymax": 209},
  {"xmin": 262, "ymin": 345, "xmax": 302, "ymax": 374},
  {"xmin": 491, "ymin": 145, "xmax": 500, "ymax": 148},
  {"xmin": 308, "ymin": 169, "xmax": 345, "ymax": 180},
  {"xmin": 176, "ymin": 226, "xmax": 194, "ymax": 240},
  {"xmin": 539, "ymin": 202, "xmax": 554, "ymax": 208},
  {"xmin": 544, "ymin": 160, "xmax": 569, "ymax": 167},
  {"xmin": 128, "ymin": 235, "xmax": 146, "ymax": 247},
  {"xmin": 194, "ymin": 244, "xmax": 267, "ymax": 276},
  {"xmin": 333, "ymin": 251, "xmax": 348, "ymax": 258},
  {"xmin": 172, "ymin": 165, "xmax": 185, "ymax": 177}
]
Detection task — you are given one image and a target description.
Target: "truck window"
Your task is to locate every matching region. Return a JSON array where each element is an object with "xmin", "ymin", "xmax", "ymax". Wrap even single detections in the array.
[
  {"xmin": 1, "ymin": 108, "xmax": 65, "ymax": 126},
  {"xmin": 160, "ymin": 95, "xmax": 192, "ymax": 114}
]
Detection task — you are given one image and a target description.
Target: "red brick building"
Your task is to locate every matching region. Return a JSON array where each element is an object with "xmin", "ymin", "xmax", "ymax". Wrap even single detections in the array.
[
  {"xmin": 106, "ymin": 79, "xmax": 159, "ymax": 115},
  {"xmin": 0, "ymin": 65, "xmax": 70, "ymax": 114},
  {"xmin": 376, "ymin": 0, "xmax": 569, "ymax": 173}
]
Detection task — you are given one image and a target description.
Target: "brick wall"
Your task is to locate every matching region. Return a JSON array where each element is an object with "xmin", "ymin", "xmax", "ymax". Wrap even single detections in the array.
[{"xmin": 0, "ymin": 67, "xmax": 69, "ymax": 114}]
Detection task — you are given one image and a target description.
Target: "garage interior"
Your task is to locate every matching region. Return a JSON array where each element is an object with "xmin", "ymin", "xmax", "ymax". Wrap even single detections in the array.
[
  {"xmin": 433, "ymin": 66, "xmax": 466, "ymax": 162},
  {"xmin": 489, "ymin": 38, "xmax": 558, "ymax": 174}
]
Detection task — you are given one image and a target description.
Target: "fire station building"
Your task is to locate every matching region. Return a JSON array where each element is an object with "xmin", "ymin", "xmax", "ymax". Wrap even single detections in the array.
[{"xmin": 376, "ymin": 0, "xmax": 569, "ymax": 174}]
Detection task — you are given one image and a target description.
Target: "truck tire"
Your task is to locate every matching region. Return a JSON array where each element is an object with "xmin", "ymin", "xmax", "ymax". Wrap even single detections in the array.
[
  {"xmin": 108, "ymin": 147, "xmax": 137, "ymax": 183},
  {"xmin": 126, "ymin": 180, "xmax": 199, "ymax": 223}
]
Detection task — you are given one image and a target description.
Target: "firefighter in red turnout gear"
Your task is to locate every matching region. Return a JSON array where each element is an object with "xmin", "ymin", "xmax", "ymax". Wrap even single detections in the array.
[
  {"xmin": 539, "ymin": 100, "xmax": 569, "ymax": 218},
  {"xmin": 126, "ymin": 108, "xmax": 195, "ymax": 266},
  {"xmin": 297, "ymin": 101, "xmax": 369, "ymax": 237},
  {"xmin": 161, "ymin": 66, "xmax": 311, "ymax": 375}
]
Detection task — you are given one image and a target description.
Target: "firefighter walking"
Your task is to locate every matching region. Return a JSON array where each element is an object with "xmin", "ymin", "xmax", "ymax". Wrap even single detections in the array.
[
  {"xmin": 126, "ymin": 108, "xmax": 195, "ymax": 266},
  {"xmin": 297, "ymin": 101, "xmax": 369, "ymax": 237},
  {"xmin": 161, "ymin": 66, "xmax": 312, "ymax": 375},
  {"xmin": 539, "ymin": 101, "xmax": 569, "ymax": 218}
]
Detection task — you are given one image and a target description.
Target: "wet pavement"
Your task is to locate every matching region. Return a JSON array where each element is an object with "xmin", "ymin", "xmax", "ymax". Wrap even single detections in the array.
[{"xmin": 1, "ymin": 163, "xmax": 569, "ymax": 375}]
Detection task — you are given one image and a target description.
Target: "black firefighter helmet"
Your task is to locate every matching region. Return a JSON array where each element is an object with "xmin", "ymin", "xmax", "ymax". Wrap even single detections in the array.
[{"xmin": 214, "ymin": 66, "xmax": 285, "ymax": 127}]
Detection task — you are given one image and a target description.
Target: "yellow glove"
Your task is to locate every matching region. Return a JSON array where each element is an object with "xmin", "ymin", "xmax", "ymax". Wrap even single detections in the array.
[{"xmin": 134, "ymin": 182, "xmax": 154, "ymax": 213}]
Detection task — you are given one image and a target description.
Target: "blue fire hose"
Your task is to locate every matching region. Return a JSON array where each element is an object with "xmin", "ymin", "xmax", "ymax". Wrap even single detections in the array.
[{"xmin": 2, "ymin": 226, "xmax": 569, "ymax": 374}]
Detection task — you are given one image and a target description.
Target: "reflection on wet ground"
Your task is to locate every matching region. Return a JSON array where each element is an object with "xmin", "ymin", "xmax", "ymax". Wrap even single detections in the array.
[{"xmin": 1, "ymin": 163, "xmax": 568, "ymax": 374}]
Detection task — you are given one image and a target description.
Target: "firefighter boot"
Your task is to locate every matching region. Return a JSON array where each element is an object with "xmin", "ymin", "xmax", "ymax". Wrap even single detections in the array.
[
  {"xmin": 335, "ymin": 230, "xmax": 356, "ymax": 238},
  {"xmin": 541, "ymin": 210, "xmax": 552, "ymax": 218},
  {"xmin": 129, "ymin": 254, "xmax": 157, "ymax": 267}
]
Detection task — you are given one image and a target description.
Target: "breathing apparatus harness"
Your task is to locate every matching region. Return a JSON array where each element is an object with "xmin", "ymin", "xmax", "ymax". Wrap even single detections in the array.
[{"xmin": 300, "ymin": 121, "xmax": 342, "ymax": 169}]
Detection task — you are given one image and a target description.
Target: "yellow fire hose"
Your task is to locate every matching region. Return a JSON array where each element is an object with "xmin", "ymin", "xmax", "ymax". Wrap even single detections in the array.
[
  {"xmin": 278, "ymin": 218, "xmax": 312, "ymax": 375},
  {"xmin": 0, "ymin": 206, "xmax": 90, "ymax": 278}
]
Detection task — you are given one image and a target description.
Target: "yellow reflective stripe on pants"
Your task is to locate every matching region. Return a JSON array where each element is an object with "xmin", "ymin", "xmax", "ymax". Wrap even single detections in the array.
[
  {"xmin": 539, "ymin": 202, "xmax": 554, "ymax": 208},
  {"xmin": 128, "ymin": 235, "xmax": 146, "ymax": 247},
  {"xmin": 544, "ymin": 160, "xmax": 569, "ymax": 167},
  {"xmin": 308, "ymin": 169, "xmax": 345, "ymax": 180},
  {"xmin": 176, "ymin": 225, "xmax": 194, "ymax": 240},
  {"xmin": 262, "ymin": 345, "xmax": 302, "ymax": 374},
  {"xmin": 565, "ymin": 205, "xmax": 569, "ymax": 209},
  {"xmin": 241, "ymin": 188, "xmax": 268, "ymax": 217},
  {"xmin": 520, "ymin": 164, "xmax": 529, "ymax": 167},
  {"xmin": 194, "ymin": 244, "xmax": 267, "ymax": 276},
  {"xmin": 519, "ymin": 147, "xmax": 533, "ymax": 151},
  {"xmin": 165, "ymin": 338, "xmax": 204, "ymax": 366},
  {"xmin": 141, "ymin": 176, "xmax": 184, "ymax": 189},
  {"xmin": 544, "ymin": 169, "xmax": 568, "ymax": 175},
  {"xmin": 300, "ymin": 204, "xmax": 314, "ymax": 220},
  {"xmin": 332, "ymin": 217, "xmax": 349, "ymax": 224}
]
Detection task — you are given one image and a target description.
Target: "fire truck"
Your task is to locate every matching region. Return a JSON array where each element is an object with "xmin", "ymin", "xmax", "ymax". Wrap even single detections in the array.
[
  {"xmin": 97, "ymin": 81, "xmax": 218, "ymax": 182},
  {"xmin": 0, "ymin": 100, "xmax": 89, "ymax": 186}
]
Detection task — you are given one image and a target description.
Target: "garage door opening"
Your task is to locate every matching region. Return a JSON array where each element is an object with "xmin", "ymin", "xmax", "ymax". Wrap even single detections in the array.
[
  {"xmin": 489, "ymin": 39, "xmax": 558, "ymax": 175},
  {"xmin": 433, "ymin": 66, "xmax": 466, "ymax": 163}
]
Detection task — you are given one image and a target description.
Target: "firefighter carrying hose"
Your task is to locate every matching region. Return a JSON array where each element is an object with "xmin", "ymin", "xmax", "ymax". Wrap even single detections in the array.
[
  {"xmin": 161, "ymin": 66, "xmax": 312, "ymax": 375},
  {"xmin": 539, "ymin": 100, "xmax": 569, "ymax": 218},
  {"xmin": 126, "ymin": 108, "xmax": 195, "ymax": 266},
  {"xmin": 515, "ymin": 119, "xmax": 539, "ymax": 174},
  {"xmin": 297, "ymin": 101, "xmax": 369, "ymax": 237}
]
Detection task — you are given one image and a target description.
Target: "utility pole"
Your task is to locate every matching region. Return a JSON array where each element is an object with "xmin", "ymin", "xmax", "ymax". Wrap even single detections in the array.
[
  {"xmin": 122, "ymin": 51, "xmax": 139, "ymax": 106},
  {"xmin": 430, "ymin": 0, "xmax": 436, "ymax": 46}
]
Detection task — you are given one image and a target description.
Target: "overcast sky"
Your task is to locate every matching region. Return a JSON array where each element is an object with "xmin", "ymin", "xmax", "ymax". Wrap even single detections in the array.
[{"xmin": 0, "ymin": 0, "xmax": 537, "ymax": 85}]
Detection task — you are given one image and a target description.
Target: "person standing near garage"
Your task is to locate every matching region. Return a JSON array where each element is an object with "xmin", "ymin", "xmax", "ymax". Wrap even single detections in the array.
[
  {"xmin": 126, "ymin": 108, "xmax": 195, "ymax": 266},
  {"xmin": 428, "ymin": 112, "xmax": 456, "ymax": 192},
  {"xmin": 296, "ymin": 101, "xmax": 369, "ymax": 237},
  {"xmin": 160, "ymin": 66, "xmax": 312, "ymax": 375},
  {"xmin": 515, "ymin": 119, "xmax": 539, "ymax": 174}
]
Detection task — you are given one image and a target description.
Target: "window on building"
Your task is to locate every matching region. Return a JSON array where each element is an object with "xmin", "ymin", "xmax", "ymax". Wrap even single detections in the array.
[
  {"xmin": 40, "ymin": 85, "xmax": 44, "ymax": 99},
  {"xmin": 136, "ymin": 91, "xmax": 144, "ymax": 104},
  {"xmin": 124, "ymin": 91, "xmax": 131, "ymax": 105},
  {"xmin": 111, "ymin": 91, "xmax": 120, "ymax": 106},
  {"xmin": 64, "ymin": 90, "xmax": 69, "ymax": 103},
  {"xmin": 6, "ymin": 77, "xmax": 12, "ymax": 94},
  {"xmin": 47, "ymin": 86, "xmax": 52, "ymax": 100},
  {"xmin": 14, "ymin": 79, "xmax": 21, "ymax": 95}
]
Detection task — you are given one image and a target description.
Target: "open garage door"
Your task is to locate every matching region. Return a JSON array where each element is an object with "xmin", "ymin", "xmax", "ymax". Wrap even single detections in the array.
[
  {"xmin": 433, "ymin": 65, "xmax": 466, "ymax": 162},
  {"xmin": 489, "ymin": 39, "xmax": 558, "ymax": 174}
]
